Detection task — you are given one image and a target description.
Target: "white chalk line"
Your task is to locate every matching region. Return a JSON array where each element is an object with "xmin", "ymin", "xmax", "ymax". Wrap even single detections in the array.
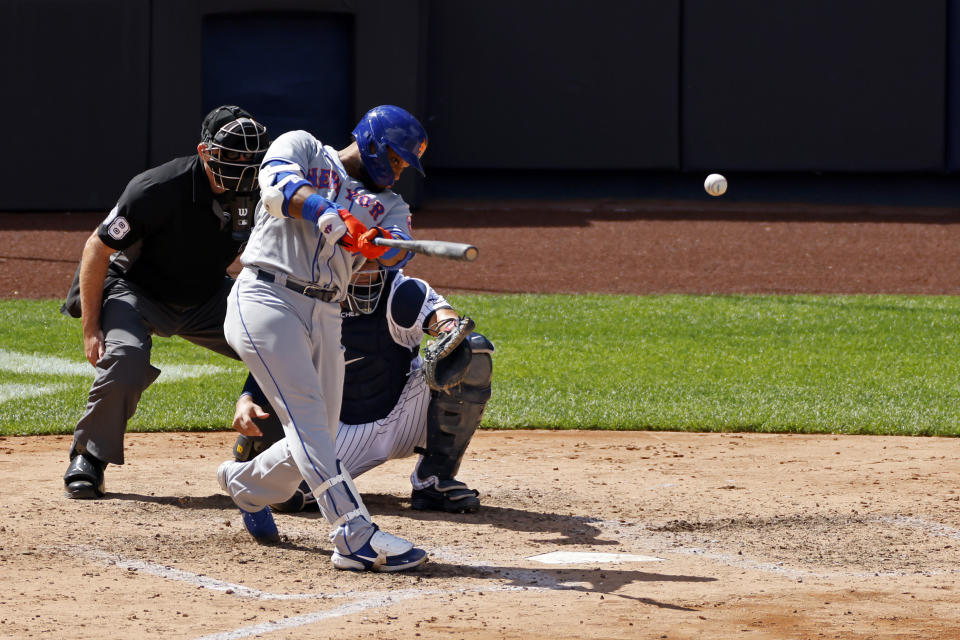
[
  {"xmin": 50, "ymin": 515, "xmax": 960, "ymax": 636},
  {"xmin": 0, "ymin": 382, "xmax": 66, "ymax": 404},
  {"xmin": 55, "ymin": 545, "xmax": 333, "ymax": 600},
  {"xmin": 52, "ymin": 544, "xmax": 531, "ymax": 640},
  {"xmin": 0, "ymin": 349, "xmax": 230, "ymax": 386},
  {"xmin": 192, "ymin": 590, "xmax": 445, "ymax": 640}
]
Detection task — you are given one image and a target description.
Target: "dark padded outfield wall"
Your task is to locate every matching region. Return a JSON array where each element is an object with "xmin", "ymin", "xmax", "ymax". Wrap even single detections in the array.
[
  {"xmin": 425, "ymin": 0, "xmax": 681, "ymax": 170},
  {"xmin": 150, "ymin": 0, "xmax": 426, "ymax": 185},
  {"xmin": 1, "ymin": 0, "xmax": 150, "ymax": 210},
  {"xmin": 947, "ymin": 0, "xmax": 960, "ymax": 171},
  {"xmin": 683, "ymin": 0, "xmax": 946, "ymax": 172},
  {"xmin": 201, "ymin": 13, "xmax": 354, "ymax": 150}
]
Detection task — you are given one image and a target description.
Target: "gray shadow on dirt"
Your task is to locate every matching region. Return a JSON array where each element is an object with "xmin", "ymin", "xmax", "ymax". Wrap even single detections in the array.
[
  {"xmin": 106, "ymin": 493, "xmax": 621, "ymax": 548},
  {"xmin": 362, "ymin": 493, "xmax": 621, "ymax": 545},
  {"xmin": 419, "ymin": 560, "xmax": 714, "ymax": 608},
  {"xmin": 106, "ymin": 492, "xmax": 235, "ymax": 508}
]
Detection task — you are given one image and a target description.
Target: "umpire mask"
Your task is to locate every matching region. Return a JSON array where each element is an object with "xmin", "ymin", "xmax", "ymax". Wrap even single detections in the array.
[
  {"xmin": 201, "ymin": 106, "xmax": 269, "ymax": 193},
  {"xmin": 346, "ymin": 262, "xmax": 385, "ymax": 315}
]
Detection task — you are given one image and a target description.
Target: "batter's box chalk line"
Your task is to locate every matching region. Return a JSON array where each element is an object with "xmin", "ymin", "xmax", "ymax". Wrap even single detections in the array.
[{"xmin": 52, "ymin": 545, "xmax": 533, "ymax": 640}]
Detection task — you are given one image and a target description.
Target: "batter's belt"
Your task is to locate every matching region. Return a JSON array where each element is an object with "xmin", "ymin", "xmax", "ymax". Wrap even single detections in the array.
[{"xmin": 249, "ymin": 267, "xmax": 338, "ymax": 302}]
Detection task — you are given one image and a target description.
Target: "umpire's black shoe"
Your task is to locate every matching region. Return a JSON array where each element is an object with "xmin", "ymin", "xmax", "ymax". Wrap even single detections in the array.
[
  {"xmin": 411, "ymin": 479, "xmax": 480, "ymax": 513},
  {"xmin": 63, "ymin": 453, "xmax": 106, "ymax": 499}
]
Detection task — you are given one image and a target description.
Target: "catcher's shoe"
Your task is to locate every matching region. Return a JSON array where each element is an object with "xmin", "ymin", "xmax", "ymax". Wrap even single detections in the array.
[
  {"xmin": 239, "ymin": 507, "xmax": 280, "ymax": 544},
  {"xmin": 411, "ymin": 479, "xmax": 480, "ymax": 513},
  {"xmin": 63, "ymin": 452, "xmax": 106, "ymax": 499},
  {"xmin": 217, "ymin": 461, "xmax": 280, "ymax": 543},
  {"xmin": 331, "ymin": 527, "xmax": 428, "ymax": 572}
]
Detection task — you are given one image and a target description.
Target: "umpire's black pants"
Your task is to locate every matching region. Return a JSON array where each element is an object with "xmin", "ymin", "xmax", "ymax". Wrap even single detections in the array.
[{"xmin": 70, "ymin": 277, "xmax": 239, "ymax": 465}]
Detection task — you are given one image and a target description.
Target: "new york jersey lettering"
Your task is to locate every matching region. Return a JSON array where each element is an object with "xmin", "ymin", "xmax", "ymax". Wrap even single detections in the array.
[
  {"xmin": 343, "ymin": 188, "xmax": 386, "ymax": 222},
  {"xmin": 304, "ymin": 168, "xmax": 342, "ymax": 193}
]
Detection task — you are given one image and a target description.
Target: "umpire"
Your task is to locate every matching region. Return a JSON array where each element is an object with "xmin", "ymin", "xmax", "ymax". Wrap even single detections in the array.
[{"xmin": 60, "ymin": 105, "xmax": 269, "ymax": 499}]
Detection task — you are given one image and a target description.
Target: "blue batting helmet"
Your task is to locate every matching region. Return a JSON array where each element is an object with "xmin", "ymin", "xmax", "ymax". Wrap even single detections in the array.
[{"xmin": 352, "ymin": 105, "xmax": 428, "ymax": 188}]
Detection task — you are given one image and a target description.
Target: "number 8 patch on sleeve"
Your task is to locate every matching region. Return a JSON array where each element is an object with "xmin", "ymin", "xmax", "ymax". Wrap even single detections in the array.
[{"xmin": 107, "ymin": 216, "xmax": 131, "ymax": 241}]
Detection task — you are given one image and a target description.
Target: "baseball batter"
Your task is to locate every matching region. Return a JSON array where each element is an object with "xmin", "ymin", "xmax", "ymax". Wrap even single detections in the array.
[
  {"xmin": 231, "ymin": 261, "xmax": 494, "ymax": 515},
  {"xmin": 218, "ymin": 106, "xmax": 430, "ymax": 572}
]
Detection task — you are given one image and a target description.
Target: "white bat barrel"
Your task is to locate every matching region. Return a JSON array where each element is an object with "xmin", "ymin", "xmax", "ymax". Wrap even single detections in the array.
[{"xmin": 373, "ymin": 237, "xmax": 478, "ymax": 261}]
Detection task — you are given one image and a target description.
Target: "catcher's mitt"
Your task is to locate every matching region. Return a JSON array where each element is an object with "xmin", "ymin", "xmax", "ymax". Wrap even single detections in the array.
[{"xmin": 422, "ymin": 316, "xmax": 475, "ymax": 391}]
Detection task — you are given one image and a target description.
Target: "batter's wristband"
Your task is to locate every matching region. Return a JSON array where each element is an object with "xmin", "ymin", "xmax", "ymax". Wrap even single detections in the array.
[
  {"xmin": 383, "ymin": 229, "xmax": 411, "ymax": 267},
  {"xmin": 301, "ymin": 194, "xmax": 335, "ymax": 224},
  {"xmin": 280, "ymin": 176, "xmax": 311, "ymax": 217},
  {"xmin": 381, "ymin": 245, "xmax": 401, "ymax": 260}
]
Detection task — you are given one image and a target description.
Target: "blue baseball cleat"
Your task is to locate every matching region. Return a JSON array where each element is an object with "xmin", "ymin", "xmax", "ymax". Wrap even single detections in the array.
[
  {"xmin": 332, "ymin": 527, "xmax": 428, "ymax": 572},
  {"xmin": 218, "ymin": 461, "xmax": 280, "ymax": 544},
  {"xmin": 240, "ymin": 507, "xmax": 280, "ymax": 544}
]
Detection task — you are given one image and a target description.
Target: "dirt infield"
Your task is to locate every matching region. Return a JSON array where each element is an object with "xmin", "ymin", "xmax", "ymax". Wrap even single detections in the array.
[
  {"xmin": 2, "ymin": 431, "xmax": 959, "ymax": 639},
  {"xmin": 2, "ymin": 202, "xmax": 960, "ymax": 639}
]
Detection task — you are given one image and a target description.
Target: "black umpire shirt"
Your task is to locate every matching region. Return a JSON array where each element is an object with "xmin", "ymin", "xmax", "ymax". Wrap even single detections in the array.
[{"xmin": 97, "ymin": 155, "xmax": 244, "ymax": 308}]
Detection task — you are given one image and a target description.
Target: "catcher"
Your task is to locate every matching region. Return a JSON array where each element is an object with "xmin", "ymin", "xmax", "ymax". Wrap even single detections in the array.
[{"xmin": 231, "ymin": 260, "xmax": 493, "ymax": 513}]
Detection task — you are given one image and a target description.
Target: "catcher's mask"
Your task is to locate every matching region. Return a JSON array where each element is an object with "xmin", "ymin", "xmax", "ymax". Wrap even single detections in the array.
[
  {"xmin": 201, "ymin": 105, "xmax": 268, "ymax": 193},
  {"xmin": 346, "ymin": 262, "xmax": 385, "ymax": 314},
  {"xmin": 352, "ymin": 105, "xmax": 427, "ymax": 188}
]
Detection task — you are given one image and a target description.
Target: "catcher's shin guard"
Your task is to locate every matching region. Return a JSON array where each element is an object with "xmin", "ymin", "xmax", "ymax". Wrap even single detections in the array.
[{"xmin": 413, "ymin": 333, "xmax": 493, "ymax": 512}]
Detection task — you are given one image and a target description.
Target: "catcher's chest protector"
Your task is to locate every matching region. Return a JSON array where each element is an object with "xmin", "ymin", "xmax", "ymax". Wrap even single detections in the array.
[{"xmin": 340, "ymin": 306, "xmax": 416, "ymax": 424}]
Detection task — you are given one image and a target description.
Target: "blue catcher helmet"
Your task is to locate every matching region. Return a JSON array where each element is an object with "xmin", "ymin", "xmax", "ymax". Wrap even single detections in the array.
[{"xmin": 352, "ymin": 105, "xmax": 428, "ymax": 188}]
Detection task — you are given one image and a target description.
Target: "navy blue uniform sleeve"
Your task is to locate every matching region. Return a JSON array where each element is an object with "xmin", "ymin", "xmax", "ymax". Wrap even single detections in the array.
[{"xmin": 241, "ymin": 372, "xmax": 271, "ymax": 408}]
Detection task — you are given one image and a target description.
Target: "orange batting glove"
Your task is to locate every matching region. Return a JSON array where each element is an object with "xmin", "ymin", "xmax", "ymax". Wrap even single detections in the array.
[
  {"xmin": 355, "ymin": 226, "xmax": 392, "ymax": 260},
  {"xmin": 338, "ymin": 210, "xmax": 368, "ymax": 253}
]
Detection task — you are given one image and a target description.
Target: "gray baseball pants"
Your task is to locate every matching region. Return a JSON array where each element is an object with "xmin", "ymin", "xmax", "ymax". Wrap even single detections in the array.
[
  {"xmin": 221, "ymin": 268, "xmax": 375, "ymax": 555},
  {"xmin": 70, "ymin": 277, "xmax": 238, "ymax": 465}
]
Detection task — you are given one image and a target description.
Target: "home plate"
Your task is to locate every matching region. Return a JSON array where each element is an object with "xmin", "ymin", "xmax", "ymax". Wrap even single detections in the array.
[{"xmin": 527, "ymin": 551, "xmax": 664, "ymax": 565}]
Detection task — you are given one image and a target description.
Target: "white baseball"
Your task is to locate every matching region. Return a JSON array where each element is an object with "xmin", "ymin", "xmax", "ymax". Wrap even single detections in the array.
[{"xmin": 704, "ymin": 173, "xmax": 727, "ymax": 197}]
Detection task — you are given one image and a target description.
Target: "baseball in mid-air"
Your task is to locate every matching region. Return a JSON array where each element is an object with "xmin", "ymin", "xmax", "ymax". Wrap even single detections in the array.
[{"xmin": 704, "ymin": 173, "xmax": 727, "ymax": 197}]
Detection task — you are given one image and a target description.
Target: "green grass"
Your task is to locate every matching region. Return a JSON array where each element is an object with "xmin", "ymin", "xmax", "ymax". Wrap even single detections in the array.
[
  {"xmin": 2, "ymin": 295, "xmax": 959, "ymax": 436},
  {"xmin": 0, "ymin": 300, "xmax": 248, "ymax": 435},
  {"xmin": 454, "ymin": 293, "xmax": 960, "ymax": 436}
]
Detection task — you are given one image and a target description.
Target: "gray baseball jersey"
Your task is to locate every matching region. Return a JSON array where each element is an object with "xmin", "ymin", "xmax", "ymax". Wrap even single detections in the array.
[{"xmin": 240, "ymin": 129, "xmax": 413, "ymax": 297}]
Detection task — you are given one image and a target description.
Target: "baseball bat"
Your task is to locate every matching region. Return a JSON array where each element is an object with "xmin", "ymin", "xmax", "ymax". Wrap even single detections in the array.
[{"xmin": 373, "ymin": 237, "xmax": 479, "ymax": 262}]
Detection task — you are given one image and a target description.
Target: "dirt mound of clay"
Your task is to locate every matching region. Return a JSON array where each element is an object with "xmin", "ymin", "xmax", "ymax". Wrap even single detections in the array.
[{"xmin": 4, "ymin": 200, "xmax": 960, "ymax": 298}]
